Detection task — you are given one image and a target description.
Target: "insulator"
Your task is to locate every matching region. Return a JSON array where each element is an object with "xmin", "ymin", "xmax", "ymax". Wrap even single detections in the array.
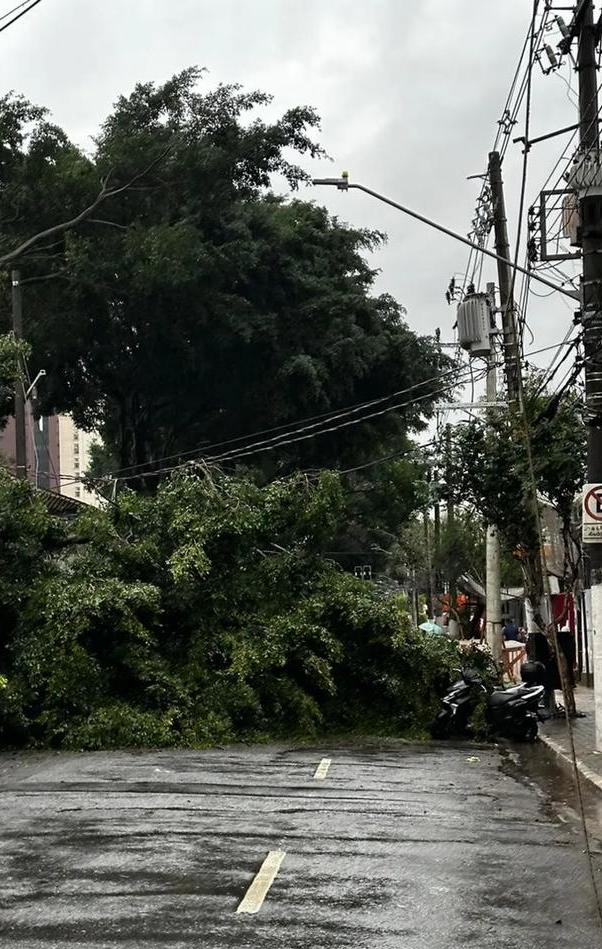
[
  {"xmin": 545, "ymin": 44, "xmax": 558, "ymax": 68},
  {"xmin": 556, "ymin": 16, "xmax": 570, "ymax": 38}
]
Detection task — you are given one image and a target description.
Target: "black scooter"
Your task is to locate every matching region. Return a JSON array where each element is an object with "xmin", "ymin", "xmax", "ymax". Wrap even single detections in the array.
[{"xmin": 431, "ymin": 668, "xmax": 545, "ymax": 742}]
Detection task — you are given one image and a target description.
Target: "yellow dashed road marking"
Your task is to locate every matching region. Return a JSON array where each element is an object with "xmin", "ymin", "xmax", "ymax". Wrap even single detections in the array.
[
  {"xmin": 236, "ymin": 850, "xmax": 286, "ymax": 914},
  {"xmin": 313, "ymin": 757, "xmax": 331, "ymax": 780}
]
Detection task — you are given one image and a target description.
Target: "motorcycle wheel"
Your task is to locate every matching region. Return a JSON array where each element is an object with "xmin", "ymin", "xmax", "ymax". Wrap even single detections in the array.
[
  {"xmin": 521, "ymin": 719, "xmax": 538, "ymax": 743},
  {"xmin": 430, "ymin": 710, "xmax": 452, "ymax": 739}
]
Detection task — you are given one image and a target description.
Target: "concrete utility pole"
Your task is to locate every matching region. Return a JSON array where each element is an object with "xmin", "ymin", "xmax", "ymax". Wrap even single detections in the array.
[
  {"xmin": 572, "ymin": 1, "xmax": 602, "ymax": 748},
  {"xmin": 433, "ymin": 471, "xmax": 441, "ymax": 610},
  {"xmin": 445, "ymin": 424, "xmax": 456, "ymax": 597},
  {"xmin": 445, "ymin": 423, "xmax": 460, "ymax": 639},
  {"xmin": 424, "ymin": 507, "xmax": 434, "ymax": 618},
  {"xmin": 410, "ymin": 566, "xmax": 419, "ymax": 627},
  {"xmin": 485, "ymin": 282, "xmax": 503, "ymax": 662},
  {"xmin": 11, "ymin": 269, "xmax": 26, "ymax": 481}
]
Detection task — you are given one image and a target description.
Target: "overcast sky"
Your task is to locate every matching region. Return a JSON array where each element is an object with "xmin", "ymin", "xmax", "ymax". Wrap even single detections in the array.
[{"xmin": 0, "ymin": 0, "xmax": 587, "ymax": 373}]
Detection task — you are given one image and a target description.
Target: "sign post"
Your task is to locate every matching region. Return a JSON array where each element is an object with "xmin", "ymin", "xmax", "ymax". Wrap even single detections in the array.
[{"xmin": 583, "ymin": 483, "xmax": 602, "ymax": 750}]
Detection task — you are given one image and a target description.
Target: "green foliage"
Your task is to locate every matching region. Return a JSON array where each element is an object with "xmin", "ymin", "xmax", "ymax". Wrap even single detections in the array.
[
  {"xmin": 449, "ymin": 373, "xmax": 585, "ymax": 579},
  {"xmin": 331, "ymin": 454, "xmax": 430, "ymax": 577},
  {"xmin": 0, "ymin": 467, "xmax": 460, "ymax": 749},
  {"xmin": 0, "ymin": 468, "xmax": 58, "ymax": 631},
  {"xmin": 0, "ymin": 332, "xmax": 29, "ymax": 423},
  {"xmin": 0, "ymin": 74, "xmax": 449, "ymax": 476},
  {"xmin": 526, "ymin": 381, "xmax": 585, "ymax": 527},
  {"xmin": 318, "ymin": 580, "xmax": 462, "ymax": 733}
]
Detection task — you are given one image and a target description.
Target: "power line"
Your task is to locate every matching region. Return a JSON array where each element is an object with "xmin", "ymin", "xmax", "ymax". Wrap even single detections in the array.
[
  {"xmin": 335, "ymin": 439, "xmax": 438, "ymax": 476},
  {"xmin": 50, "ymin": 439, "xmax": 443, "ymax": 498},
  {"xmin": 37, "ymin": 342, "xmax": 577, "ymax": 491},
  {"xmin": 0, "ymin": 0, "xmax": 33, "ymax": 22},
  {"xmin": 531, "ymin": 80, "xmax": 602, "ymax": 251},
  {"xmin": 554, "ymin": 58, "xmax": 579, "ymax": 106},
  {"xmin": 85, "ymin": 368, "xmax": 490, "ymax": 486},
  {"xmin": 207, "ymin": 372, "xmax": 486, "ymax": 466},
  {"xmin": 0, "ymin": 0, "xmax": 44, "ymax": 33},
  {"xmin": 509, "ymin": 2, "xmax": 537, "ymax": 326},
  {"xmin": 508, "ymin": 6, "xmax": 602, "ymax": 925},
  {"xmin": 39, "ymin": 340, "xmax": 575, "ymax": 490},
  {"xmin": 103, "ymin": 361, "xmax": 476, "ymax": 480},
  {"xmin": 172, "ymin": 371, "xmax": 489, "ymax": 471},
  {"xmin": 463, "ymin": 6, "xmax": 551, "ymax": 292},
  {"xmin": 531, "ymin": 331, "xmax": 582, "ymax": 397}
]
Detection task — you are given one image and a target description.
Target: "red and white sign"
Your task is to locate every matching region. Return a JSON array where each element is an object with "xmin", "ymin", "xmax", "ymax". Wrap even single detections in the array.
[{"xmin": 583, "ymin": 484, "xmax": 602, "ymax": 543}]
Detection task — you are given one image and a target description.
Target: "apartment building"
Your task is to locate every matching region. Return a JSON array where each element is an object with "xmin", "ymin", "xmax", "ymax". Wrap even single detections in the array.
[
  {"xmin": 0, "ymin": 407, "xmax": 61, "ymax": 492},
  {"xmin": 58, "ymin": 416, "xmax": 102, "ymax": 506},
  {"xmin": 0, "ymin": 411, "xmax": 102, "ymax": 507}
]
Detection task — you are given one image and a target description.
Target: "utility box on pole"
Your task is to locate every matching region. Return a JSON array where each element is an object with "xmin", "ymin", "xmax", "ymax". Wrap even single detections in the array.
[{"xmin": 456, "ymin": 293, "xmax": 495, "ymax": 356}]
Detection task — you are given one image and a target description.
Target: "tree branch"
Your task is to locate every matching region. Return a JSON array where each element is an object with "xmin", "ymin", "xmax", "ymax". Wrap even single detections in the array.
[
  {"xmin": 0, "ymin": 145, "xmax": 173, "ymax": 268},
  {"xmin": 20, "ymin": 271, "xmax": 68, "ymax": 284},
  {"xmin": 87, "ymin": 218, "xmax": 128, "ymax": 230}
]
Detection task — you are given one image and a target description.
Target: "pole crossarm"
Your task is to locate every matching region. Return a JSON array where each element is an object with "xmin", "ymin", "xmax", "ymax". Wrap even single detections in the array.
[{"xmin": 513, "ymin": 122, "xmax": 580, "ymax": 148}]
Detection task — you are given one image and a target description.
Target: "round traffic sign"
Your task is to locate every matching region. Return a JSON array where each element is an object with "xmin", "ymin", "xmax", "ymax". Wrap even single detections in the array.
[{"xmin": 584, "ymin": 485, "xmax": 602, "ymax": 522}]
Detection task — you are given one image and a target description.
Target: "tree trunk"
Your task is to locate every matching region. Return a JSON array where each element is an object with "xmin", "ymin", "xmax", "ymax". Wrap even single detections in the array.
[{"xmin": 521, "ymin": 545, "xmax": 576, "ymax": 716}]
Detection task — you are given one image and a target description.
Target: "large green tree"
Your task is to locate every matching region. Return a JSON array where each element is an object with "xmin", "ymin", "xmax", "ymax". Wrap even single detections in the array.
[
  {"xmin": 0, "ymin": 70, "xmax": 449, "ymax": 477},
  {"xmin": 449, "ymin": 374, "xmax": 585, "ymax": 606}
]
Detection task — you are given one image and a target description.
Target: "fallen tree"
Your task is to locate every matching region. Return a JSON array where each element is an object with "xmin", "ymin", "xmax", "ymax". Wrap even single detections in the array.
[{"xmin": 0, "ymin": 465, "xmax": 469, "ymax": 749}]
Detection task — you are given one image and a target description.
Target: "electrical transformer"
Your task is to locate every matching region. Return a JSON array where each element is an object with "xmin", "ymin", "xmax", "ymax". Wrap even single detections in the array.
[{"xmin": 456, "ymin": 293, "xmax": 493, "ymax": 356}]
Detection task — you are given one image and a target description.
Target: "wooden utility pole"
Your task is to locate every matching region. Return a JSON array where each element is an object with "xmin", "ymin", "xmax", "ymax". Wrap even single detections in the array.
[
  {"xmin": 488, "ymin": 153, "xmax": 549, "ymax": 630},
  {"xmin": 11, "ymin": 269, "xmax": 26, "ymax": 481},
  {"xmin": 486, "ymin": 161, "xmax": 521, "ymax": 662},
  {"xmin": 488, "ymin": 152, "xmax": 521, "ymax": 405}
]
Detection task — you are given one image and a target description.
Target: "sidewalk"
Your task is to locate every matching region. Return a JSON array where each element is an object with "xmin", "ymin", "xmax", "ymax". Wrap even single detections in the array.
[{"xmin": 539, "ymin": 685, "xmax": 602, "ymax": 793}]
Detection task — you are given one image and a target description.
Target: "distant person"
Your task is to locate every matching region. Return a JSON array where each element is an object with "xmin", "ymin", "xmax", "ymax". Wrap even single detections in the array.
[
  {"xmin": 527, "ymin": 629, "xmax": 556, "ymax": 715},
  {"xmin": 503, "ymin": 620, "xmax": 520, "ymax": 642},
  {"xmin": 553, "ymin": 627, "xmax": 582, "ymax": 717},
  {"xmin": 556, "ymin": 628, "xmax": 576, "ymax": 689}
]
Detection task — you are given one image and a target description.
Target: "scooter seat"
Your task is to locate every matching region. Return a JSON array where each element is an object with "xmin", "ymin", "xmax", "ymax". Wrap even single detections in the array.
[
  {"xmin": 489, "ymin": 686, "xmax": 524, "ymax": 707},
  {"xmin": 489, "ymin": 684, "xmax": 542, "ymax": 707}
]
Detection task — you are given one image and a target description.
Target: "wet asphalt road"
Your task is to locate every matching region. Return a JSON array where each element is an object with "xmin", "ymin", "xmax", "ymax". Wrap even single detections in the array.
[{"xmin": 0, "ymin": 740, "xmax": 601, "ymax": 949}]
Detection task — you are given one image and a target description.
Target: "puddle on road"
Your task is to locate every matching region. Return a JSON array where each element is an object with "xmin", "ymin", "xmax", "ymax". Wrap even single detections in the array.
[{"xmin": 502, "ymin": 739, "xmax": 602, "ymax": 853}]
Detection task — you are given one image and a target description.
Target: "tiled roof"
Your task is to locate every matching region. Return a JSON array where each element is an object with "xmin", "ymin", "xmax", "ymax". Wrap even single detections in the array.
[{"xmin": 37, "ymin": 489, "xmax": 89, "ymax": 516}]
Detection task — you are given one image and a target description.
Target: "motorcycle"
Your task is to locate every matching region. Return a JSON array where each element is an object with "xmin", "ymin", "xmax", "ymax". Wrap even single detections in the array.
[{"xmin": 431, "ymin": 667, "xmax": 545, "ymax": 742}]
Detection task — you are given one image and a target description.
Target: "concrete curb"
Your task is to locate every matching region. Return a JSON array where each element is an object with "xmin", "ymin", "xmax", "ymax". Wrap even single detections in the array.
[{"xmin": 539, "ymin": 731, "xmax": 602, "ymax": 794}]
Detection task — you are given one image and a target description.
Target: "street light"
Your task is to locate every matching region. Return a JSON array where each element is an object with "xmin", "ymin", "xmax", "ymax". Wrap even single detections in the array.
[
  {"xmin": 312, "ymin": 174, "xmax": 579, "ymax": 301},
  {"xmin": 25, "ymin": 368, "xmax": 46, "ymax": 401}
]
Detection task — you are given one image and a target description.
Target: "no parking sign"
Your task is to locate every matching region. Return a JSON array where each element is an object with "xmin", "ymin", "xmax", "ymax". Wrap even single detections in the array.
[{"xmin": 582, "ymin": 484, "xmax": 602, "ymax": 543}]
